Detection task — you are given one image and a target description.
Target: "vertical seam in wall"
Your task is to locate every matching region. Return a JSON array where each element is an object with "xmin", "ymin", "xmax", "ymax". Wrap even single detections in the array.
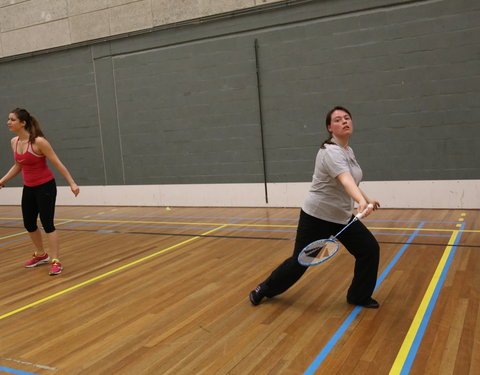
[
  {"xmin": 91, "ymin": 47, "xmax": 109, "ymax": 185},
  {"xmin": 111, "ymin": 57, "xmax": 126, "ymax": 184},
  {"xmin": 254, "ymin": 38, "xmax": 269, "ymax": 203},
  {"xmin": 149, "ymin": 0, "xmax": 154, "ymax": 28},
  {"xmin": 65, "ymin": 1, "xmax": 72, "ymax": 45}
]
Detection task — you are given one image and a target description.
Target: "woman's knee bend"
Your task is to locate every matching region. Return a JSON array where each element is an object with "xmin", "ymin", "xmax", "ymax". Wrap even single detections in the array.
[
  {"xmin": 43, "ymin": 225, "xmax": 56, "ymax": 234},
  {"xmin": 364, "ymin": 243, "xmax": 380, "ymax": 264},
  {"xmin": 356, "ymin": 241, "xmax": 380, "ymax": 260},
  {"xmin": 25, "ymin": 224, "xmax": 38, "ymax": 233}
]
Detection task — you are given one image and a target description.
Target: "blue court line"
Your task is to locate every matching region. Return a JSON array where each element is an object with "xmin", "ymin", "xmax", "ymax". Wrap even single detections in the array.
[
  {"xmin": 365, "ymin": 219, "xmax": 462, "ymax": 224},
  {"xmin": 0, "ymin": 367, "xmax": 38, "ymax": 375},
  {"xmin": 0, "ymin": 212, "xmax": 465, "ymax": 228},
  {"xmin": 90, "ymin": 214, "xmax": 299, "ymax": 221},
  {"xmin": 61, "ymin": 221, "xmax": 298, "ymax": 233},
  {"xmin": 0, "ymin": 237, "xmax": 29, "ymax": 246},
  {"xmin": 0, "ymin": 226, "xmax": 455, "ymax": 244},
  {"xmin": 377, "ymin": 223, "xmax": 425, "ymax": 286},
  {"xmin": 75, "ymin": 223, "xmax": 456, "ymax": 238},
  {"xmin": 374, "ymin": 232, "xmax": 451, "ymax": 238},
  {"xmin": 398, "ymin": 223, "xmax": 465, "ymax": 375},
  {"xmin": 80, "ymin": 213, "xmax": 463, "ymax": 225},
  {"xmin": 303, "ymin": 221, "xmax": 426, "ymax": 375},
  {"xmin": 0, "ymin": 211, "xmax": 464, "ymax": 225}
]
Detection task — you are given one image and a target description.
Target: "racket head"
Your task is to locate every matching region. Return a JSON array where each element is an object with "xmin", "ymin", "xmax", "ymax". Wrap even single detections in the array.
[{"xmin": 297, "ymin": 238, "xmax": 340, "ymax": 266}]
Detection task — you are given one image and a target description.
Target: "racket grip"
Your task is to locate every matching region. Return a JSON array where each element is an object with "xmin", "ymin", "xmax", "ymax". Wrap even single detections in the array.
[{"xmin": 355, "ymin": 203, "xmax": 374, "ymax": 219}]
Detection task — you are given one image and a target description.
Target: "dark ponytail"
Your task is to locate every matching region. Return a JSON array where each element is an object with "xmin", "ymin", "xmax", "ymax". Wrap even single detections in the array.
[
  {"xmin": 320, "ymin": 105, "xmax": 352, "ymax": 148},
  {"xmin": 11, "ymin": 108, "xmax": 45, "ymax": 143}
]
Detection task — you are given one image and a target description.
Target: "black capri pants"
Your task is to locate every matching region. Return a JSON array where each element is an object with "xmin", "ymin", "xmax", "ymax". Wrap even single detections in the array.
[
  {"xmin": 21, "ymin": 179, "xmax": 57, "ymax": 234},
  {"xmin": 261, "ymin": 209, "xmax": 379, "ymax": 304}
]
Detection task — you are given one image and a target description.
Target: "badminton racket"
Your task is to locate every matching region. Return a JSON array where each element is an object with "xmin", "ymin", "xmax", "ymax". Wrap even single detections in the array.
[{"xmin": 298, "ymin": 204, "xmax": 373, "ymax": 266}]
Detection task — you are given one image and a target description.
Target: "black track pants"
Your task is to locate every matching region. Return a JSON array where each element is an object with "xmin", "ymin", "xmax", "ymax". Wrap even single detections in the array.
[
  {"xmin": 21, "ymin": 179, "xmax": 57, "ymax": 233},
  {"xmin": 261, "ymin": 209, "xmax": 379, "ymax": 304}
]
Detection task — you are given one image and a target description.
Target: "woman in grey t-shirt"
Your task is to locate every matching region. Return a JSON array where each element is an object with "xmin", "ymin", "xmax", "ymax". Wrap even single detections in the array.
[{"xmin": 249, "ymin": 106, "xmax": 381, "ymax": 308}]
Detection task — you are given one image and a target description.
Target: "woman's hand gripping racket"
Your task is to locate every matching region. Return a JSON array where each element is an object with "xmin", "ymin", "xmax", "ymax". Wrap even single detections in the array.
[{"xmin": 298, "ymin": 204, "xmax": 373, "ymax": 266}]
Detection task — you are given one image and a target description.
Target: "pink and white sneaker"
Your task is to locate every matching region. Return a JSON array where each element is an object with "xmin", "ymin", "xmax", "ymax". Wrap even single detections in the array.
[
  {"xmin": 24, "ymin": 253, "xmax": 50, "ymax": 268},
  {"xmin": 49, "ymin": 259, "xmax": 63, "ymax": 276}
]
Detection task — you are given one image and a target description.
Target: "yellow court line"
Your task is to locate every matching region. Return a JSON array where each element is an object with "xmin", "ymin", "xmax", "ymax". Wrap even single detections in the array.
[
  {"xmin": 58, "ymin": 218, "xmax": 298, "ymax": 228},
  {"xmin": 1, "ymin": 216, "xmax": 477, "ymax": 232},
  {"xmin": 0, "ymin": 216, "xmax": 296, "ymax": 228},
  {"xmin": 389, "ymin": 230, "xmax": 460, "ymax": 375},
  {"xmin": 0, "ymin": 220, "xmax": 75, "ymax": 240},
  {"xmin": 0, "ymin": 224, "xmax": 227, "ymax": 321},
  {"xmin": 0, "ymin": 230, "xmax": 28, "ymax": 240}
]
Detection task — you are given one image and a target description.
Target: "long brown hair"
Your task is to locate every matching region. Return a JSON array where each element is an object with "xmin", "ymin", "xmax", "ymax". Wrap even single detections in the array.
[
  {"xmin": 320, "ymin": 106, "xmax": 352, "ymax": 148},
  {"xmin": 11, "ymin": 108, "xmax": 45, "ymax": 143}
]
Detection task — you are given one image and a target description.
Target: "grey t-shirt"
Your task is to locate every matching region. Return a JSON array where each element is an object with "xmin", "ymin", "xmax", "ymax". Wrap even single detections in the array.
[{"xmin": 302, "ymin": 141, "xmax": 363, "ymax": 224}]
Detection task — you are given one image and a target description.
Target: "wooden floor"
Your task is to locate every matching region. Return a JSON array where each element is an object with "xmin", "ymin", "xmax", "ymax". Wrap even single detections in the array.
[{"xmin": 0, "ymin": 205, "xmax": 478, "ymax": 375}]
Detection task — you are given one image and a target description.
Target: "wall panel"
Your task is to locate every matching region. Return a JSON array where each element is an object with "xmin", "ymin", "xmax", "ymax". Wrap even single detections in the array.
[{"xmin": 0, "ymin": 0, "xmax": 479, "ymax": 209}]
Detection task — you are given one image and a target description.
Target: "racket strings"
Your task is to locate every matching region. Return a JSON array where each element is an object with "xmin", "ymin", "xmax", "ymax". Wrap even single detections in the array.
[
  {"xmin": 298, "ymin": 239, "xmax": 339, "ymax": 265},
  {"xmin": 305, "ymin": 246, "xmax": 323, "ymax": 256}
]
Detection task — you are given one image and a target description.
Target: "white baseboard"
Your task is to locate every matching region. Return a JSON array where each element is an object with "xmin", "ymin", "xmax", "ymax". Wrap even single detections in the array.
[{"xmin": 0, "ymin": 180, "xmax": 478, "ymax": 209}]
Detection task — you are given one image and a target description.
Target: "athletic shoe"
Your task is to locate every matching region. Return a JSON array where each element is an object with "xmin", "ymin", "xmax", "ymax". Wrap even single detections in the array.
[
  {"xmin": 24, "ymin": 253, "xmax": 50, "ymax": 268},
  {"xmin": 347, "ymin": 297, "xmax": 380, "ymax": 309},
  {"xmin": 249, "ymin": 285, "xmax": 265, "ymax": 306},
  {"xmin": 49, "ymin": 259, "xmax": 63, "ymax": 276}
]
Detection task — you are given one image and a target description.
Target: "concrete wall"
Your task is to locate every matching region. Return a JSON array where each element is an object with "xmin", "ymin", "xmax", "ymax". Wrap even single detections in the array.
[
  {"xmin": 1, "ymin": 0, "xmax": 479, "ymax": 209},
  {"xmin": 0, "ymin": 180, "xmax": 479, "ymax": 209},
  {"xmin": 0, "ymin": 0, "xmax": 283, "ymax": 58}
]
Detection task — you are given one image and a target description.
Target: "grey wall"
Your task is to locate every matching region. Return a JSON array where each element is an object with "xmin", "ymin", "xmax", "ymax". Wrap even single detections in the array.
[
  {"xmin": 1, "ymin": 0, "xmax": 479, "ymax": 187},
  {"xmin": 0, "ymin": 47, "xmax": 103, "ymax": 185}
]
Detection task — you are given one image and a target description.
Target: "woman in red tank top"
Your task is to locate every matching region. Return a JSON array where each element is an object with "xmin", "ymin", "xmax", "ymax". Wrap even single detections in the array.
[{"xmin": 0, "ymin": 108, "xmax": 79, "ymax": 276}]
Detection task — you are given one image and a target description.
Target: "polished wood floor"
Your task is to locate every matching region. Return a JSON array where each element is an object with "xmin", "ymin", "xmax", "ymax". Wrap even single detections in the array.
[{"xmin": 0, "ymin": 206, "xmax": 478, "ymax": 375}]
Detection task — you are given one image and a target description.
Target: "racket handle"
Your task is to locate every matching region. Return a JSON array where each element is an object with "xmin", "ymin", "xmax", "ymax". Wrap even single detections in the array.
[{"xmin": 355, "ymin": 203, "xmax": 374, "ymax": 219}]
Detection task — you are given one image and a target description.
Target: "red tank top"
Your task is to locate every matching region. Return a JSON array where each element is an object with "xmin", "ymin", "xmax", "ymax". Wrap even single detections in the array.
[{"xmin": 14, "ymin": 139, "xmax": 54, "ymax": 187}]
